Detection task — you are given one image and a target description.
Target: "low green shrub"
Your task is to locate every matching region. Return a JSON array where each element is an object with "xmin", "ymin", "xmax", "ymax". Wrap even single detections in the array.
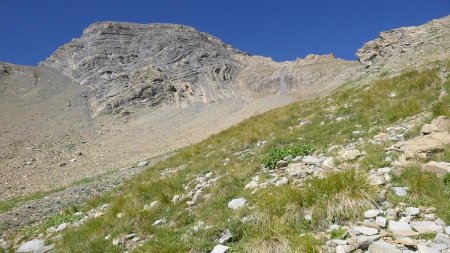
[{"xmin": 261, "ymin": 144, "xmax": 314, "ymax": 169}]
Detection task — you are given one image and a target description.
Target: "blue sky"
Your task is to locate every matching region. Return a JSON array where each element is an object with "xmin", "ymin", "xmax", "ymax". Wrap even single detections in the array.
[{"xmin": 0, "ymin": 0, "xmax": 448, "ymax": 66}]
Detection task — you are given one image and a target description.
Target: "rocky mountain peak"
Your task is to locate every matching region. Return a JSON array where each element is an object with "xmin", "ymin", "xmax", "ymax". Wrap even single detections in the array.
[
  {"xmin": 42, "ymin": 22, "xmax": 357, "ymax": 116},
  {"xmin": 357, "ymin": 15, "xmax": 450, "ymax": 72}
]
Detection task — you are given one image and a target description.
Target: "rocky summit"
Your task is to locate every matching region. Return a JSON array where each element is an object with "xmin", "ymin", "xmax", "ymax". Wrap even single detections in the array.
[
  {"xmin": 1, "ymin": 13, "xmax": 450, "ymax": 253},
  {"xmin": 42, "ymin": 21, "xmax": 358, "ymax": 116}
]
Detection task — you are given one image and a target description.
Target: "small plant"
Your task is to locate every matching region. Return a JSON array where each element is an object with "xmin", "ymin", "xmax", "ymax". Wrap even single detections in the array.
[
  {"xmin": 261, "ymin": 144, "xmax": 315, "ymax": 168},
  {"xmin": 42, "ymin": 213, "xmax": 81, "ymax": 229},
  {"xmin": 330, "ymin": 227, "xmax": 347, "ymax": 239},
  {"xmin": 418, "ymin": 232, "xmax": 437, "ymax": 241}
]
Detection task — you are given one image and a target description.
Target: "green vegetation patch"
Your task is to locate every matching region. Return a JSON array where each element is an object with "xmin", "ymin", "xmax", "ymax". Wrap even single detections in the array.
[{"xmin": 261, "ymin": 144, "xmax": 314, "ymax": 168}]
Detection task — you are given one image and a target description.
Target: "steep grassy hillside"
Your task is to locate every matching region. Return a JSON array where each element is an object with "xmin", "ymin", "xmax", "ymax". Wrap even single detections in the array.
[{"xmin": 5, "ymin": 59, "xmax": 449, "ymax": 253}]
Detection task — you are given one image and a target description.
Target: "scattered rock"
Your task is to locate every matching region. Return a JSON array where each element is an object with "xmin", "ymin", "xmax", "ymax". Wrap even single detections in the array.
[
  {"xmin": 410, "ymin": 221, "xmax": 443, "ymax": 234},
  {"xmin": 276, "ymin": 160, "xmax": 288, "ymax": 168},
  {"xmin": 376, "ymin": 216, "xmax": 387, "ymax": 228},
  {"xmin": 17, "ymin": 239, "xmax": 47, "ymax": 253},
  {"xmin": 218, "ymin": 229, "xmax": 233, "ymax": 244},
  {"xmin": 228, "ymin": 198, "xmax": 246, "ymax": 210},
  {"xmin": 368, "ymin": 240, "xmax": 401, "ymax": 253},
  {"xmin": 389, "ymin": 220, "xmax": 418, "ymax": 238},
  {"xmin": 138, "ymin": 160, "xmax": 149, "ymax": 167},
  {"xmin": 353, "ymin": 226, "xmax": 379, "ymax": 236},
  {"xmin": 211, "ymin": 244, "xmax": 229, "ymax": 253},
  {"xmin": 340, "ymin": 149, "xmax": 362, "ymax": 161},
  {"xmin": 420, "ymin": 116, "xmax": 450, "ymax": 135},
  {"xmin": 364, "ymin": 210, "xmax": 380, "ymax": 218},
  {"xmin": 392, "ymin": 187, "xmax": 408, "ymax": 197},
  {"xmin": 405, "ymin": 207, "xmax": 420, "ymax": 216},
  {"xmin": 421, "ymin": 161, "xmax": 450, "ymax": 177}
]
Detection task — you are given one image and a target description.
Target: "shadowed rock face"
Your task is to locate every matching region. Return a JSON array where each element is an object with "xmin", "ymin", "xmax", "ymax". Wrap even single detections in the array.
[{"xmin": 42, "ymin": 22, "xmax": 358, "ymax": 116}]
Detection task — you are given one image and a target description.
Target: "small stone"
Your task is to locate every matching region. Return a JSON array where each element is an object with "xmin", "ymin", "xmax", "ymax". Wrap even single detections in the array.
[
  {"xmin": 395, "ymin": 237, "xmax": 416, "ymax": 246},
  {"xmin": 211, "ymin": 244, "xmax": 229, "ymax": 253},
  {"xmin": 389, "ymin": 220, "xmax": 418, "ymax": 238},
  {"xmin": 424, "ymin": 214, "xmax": 437, "ymax": 221},
  {"xmin": 56, "ymin": 223, "xmax": 68, "ymax": 232},
  {"xmin": 417, "ymin": 243, "xmax": 447, "ymax": 253},
  {"xmin": 283, "ymin": 155, "xmax": 293, "ymax": 162},
  {"xmin": 218, "ymin": 229, "xmax": 233, "ymax": 244},
  {"xmin": 368, "ymin": 174, "xmax": 386, "ymax": 185},
  {"xmin": 322, "ymin": 157, "xmax": 335, "ymax": 168},
  {"xmin": 340, "ymin": 149, "xmax": 362, "ymax": 161},
  {"xmin": 335, "ymin": 245, "xmax": 346, "ymax": 253},
  {"xmin": 274, "ymin": 177, "xmax": 288, "ymax": 186},
  {"xmin": 376, "ymin": 216, "xmax": 387, "ymax": 228},
  {"xmin": 392, "ymin": 187, "xmax": 408, "ymax": 196},
  {"xmin": 244, "ymin": 180, "xmax": 258, "ymax": 190},
  {"xmin": 410, "ymin": 221, "xmax": 443, "ymax": 234},
  {"xmin": 435, "ymin": 233, "xmax": 450, "ymax": 245},
  {"xmin": 445, "ymin": 226, "xmax": 450, "ymax": 235},
  {"xmin": 378, "ymin": 167, "xmax": 392, "ymax": 173},
  {"xmin": 138, "ymin": 160, "xmax": 149, "ymax": 167},
  {"xmin": 356, "ymin": 235, "xmax": 381, "ymax": 249},
  {"xmin": 153, "ymin": 218, "xmax": 165, "ymax": 226},
  {"xmin": 150, "ymin": 200, "xmax": 159, "ymax": 208},
  {"xmin": 302, "ymin": 155, "xmax": 322, "ymax": 165},
  {"xmin": 17, "ymin": 239, "xmax": 45, "ymax": 253},
  {"xmin": 228, "ymin": 198, "xmax": 246, "ymax": 210},
  {"xmin": 405, "ymin": 207, "xmax": 420, "ymax": 216},
  {"xmin": 276, "ymin": 160, "xmax": 288, "ymax": 168},
  {"xmin": 368, "ymin": 240, "xmax": 401, "ymax": 253},
  {"xmin": 172, "ymin": 195, "xmax": 181, "ymax": 203},
  {"xmin": 116, "ymin": 213, "xmax": 124, "ymax": 218},
  {"xmin": 353, "ymin": 226, "xmax": 378, "ymax": 236},
  {"xmin": 331, "ymin": 239, "xmax": 348, "ymax": 245},
  {"xmin": 364, "ymin": 209, "xmax": 380, "ymax": 218},
  {"xmin": 435, "ymin": 218, "xmax": 446, "ymax": 227}
]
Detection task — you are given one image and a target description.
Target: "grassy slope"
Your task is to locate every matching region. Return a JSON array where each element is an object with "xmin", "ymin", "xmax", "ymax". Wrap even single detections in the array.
[{"xmin": 49, "ymin": 59, "xmax": 450, "ymax": 253}]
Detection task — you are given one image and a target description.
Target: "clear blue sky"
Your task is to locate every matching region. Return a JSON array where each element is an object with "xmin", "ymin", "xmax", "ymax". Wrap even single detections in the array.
[{"xmin": 1, "ymin": 0, "xmax": 449, "ymax": 66}]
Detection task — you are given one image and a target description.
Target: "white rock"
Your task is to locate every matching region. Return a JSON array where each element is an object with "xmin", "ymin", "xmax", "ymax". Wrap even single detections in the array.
[
  {"xmin": 378, "ymin": 167, "xmax": 392, "ymax": 173},
  {"xmin": 424, "ymin": 214, "xmax": 437, "ymax": 221},
  {"xmin": 292, "ymin": 156, "xmax": 303, "ymax": 162},
  {"xmin": 56, "ymin": 223, "xmax": 68, "ymax": 232},
  {"xmin": 138, "ymin": 160, "xmax": 149, "ymax": 167},
  {"xmin": 283, "ymin": 155, "xmax": 293, "ymax": 162},
  {"xmin": 335, "ymin": 245, "xmax": 346, "ymax": 253},
  {"xmin": 244, "ymin": 180, "xmax": 258, "ymax": 189},
  {"xmin": 435, "ymin": 218, "xmax": 446, "ymax": 227},
  {"xmin": 340, "ymin": 149, "xmax": 362, "ymax": 161},
  {"xmin": 153, "ymin": 218, "xmax": 165, "ymax": 226},
  {"xmin": 17, "ymin": 239, "xmax": 45, "ymax": 253},
  {"xmin": 417, "ymin": 243, "xmax": 447, "ymax": 253},
  {"xmin": 228, "ymin": 198, "xmax": 246, "ymax": 210},
  {"xmin": 392, "ymin": 187, "xmax": 408, "ymax": 196},
  {"xmin": 322, "ymin": 157, "xmax": 335, "ymax": 168},
  {"xmin": 389, "ymin": 220, "xmax": 418, "ymax": 238},
  {"xmin": 445, "ymin": 226, "xmax": 450, "ymax": 235},
  {"xmin": 410, "ymin": 221, "xmax": 443, "ymax": 234},
  {"xmin": 302, "ymin": 155, "xmax": 322, "ymax": 165},
  {"xmin": 364, "ymin": 209, "xmax": 380, "ymax": 218},
  {"xmin": 274, "ymin": 177, "xmax": 289, "ymax": 186},
  {"xmin": 331, "ymin": 239, "xmax": 348, "ymax": 245},
  {"xmin": 149, "ymin": 200, "xmax": 160, "ymax": 208},
  {"xmin": 353, "ymin": 226, "xmax": 379, "ymax": 236},
  {"xmin": 405, "ymin": 207, "xmax": 420, "ymax": 216},
  {"xmin": 368, "ymin": 240, "xmax": 401, "ymax": 253},
  {"xmin": 356, "ymin": 235, "xmax": 381, "ymax": 249},
  {"xmin": 376, "ymin": 216, "xmax": 387, "ymax": 228},
  {"xmin": 211, "ymin": 244, "xmax": 229, "ymax": 253},
  {"xmin": 368, "ymin": 174, "xmax": 386, "ymax": 185},
  {"xmin": 172, "ymin": 195, "xmax": 181, "ymax": 203},
  {"xmin": 286, "ymin": 165, "xmax": 307, "ymax": 177}
]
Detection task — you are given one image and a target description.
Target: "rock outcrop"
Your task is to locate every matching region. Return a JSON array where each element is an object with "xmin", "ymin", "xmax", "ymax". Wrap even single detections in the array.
[
  {"xmin": 357, "ymin": 15, "xmax": 450, "ymax": 72},
  {"xmin": 42, "ymin": 22, "xmax": 358, "ymax": 116}
]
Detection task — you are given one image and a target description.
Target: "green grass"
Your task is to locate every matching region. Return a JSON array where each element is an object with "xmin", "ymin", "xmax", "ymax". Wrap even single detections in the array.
[
  {"xmin": 389, "ymin": 165, "xmax": 450, "ymax": 223},
  {"xmin": 261, "ymin": 144, "xmax": 314, "ymax": 168},
  {"xmin": 49, "ymin": 60, "xmax": 450, "ymax": 252},
  {"xmin": 42, "ymin": 213, "xmax": 82, "ymax": 230}
]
